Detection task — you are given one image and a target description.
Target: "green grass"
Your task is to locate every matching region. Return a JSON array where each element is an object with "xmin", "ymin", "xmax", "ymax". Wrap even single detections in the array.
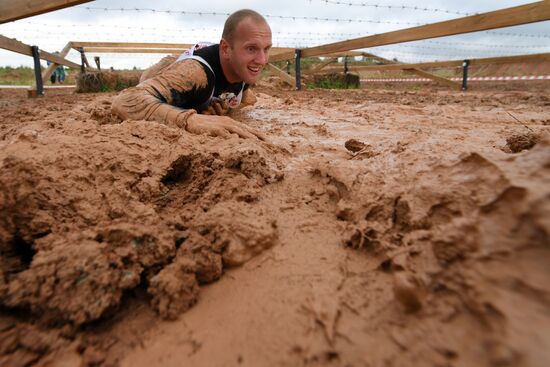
[
  {"xmin": 0, "ymin": 66, "xmax": 78, "ymax": 85},
  {"xmin": 307, "ymin": 79, "xmax": 358, "ymax": 89},
  {"xmin": 0, "ymin": 66, "xmax": 36, "ymax": 85}
]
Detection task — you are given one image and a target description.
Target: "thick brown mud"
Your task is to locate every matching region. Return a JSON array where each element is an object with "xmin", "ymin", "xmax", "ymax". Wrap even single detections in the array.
[{"xmin": 0, "ymin": 80, "xmax": 549, "ymax": 366}]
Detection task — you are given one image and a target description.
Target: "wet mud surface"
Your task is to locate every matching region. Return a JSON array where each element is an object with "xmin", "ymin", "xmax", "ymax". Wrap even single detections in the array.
[{"xmin": 0, "ymin": 81, "xmax": 549, "ymax": 366}]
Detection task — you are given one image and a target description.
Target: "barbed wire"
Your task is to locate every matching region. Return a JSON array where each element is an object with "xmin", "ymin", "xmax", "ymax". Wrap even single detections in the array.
[
  {"xmin": 309, "ymin": 0, "xmax": 473, "ymax": 16},
  {"xmin": 485, "ymin": 30, "xmax": 550, "ymax": 39},
  {"xmin": 13, "ymin": 21, "xmax": 368, "ymax": 37},
  {"xmin": 8, "ymin": 21, "xmax": 550, "ymax": 49},
  {"xmin": 6, "ymin": 24, "xmax": 550, "ymax": 52},
  {"xmin": 81, "ymin": 6, "xmax": 423, "ymax": 25}
]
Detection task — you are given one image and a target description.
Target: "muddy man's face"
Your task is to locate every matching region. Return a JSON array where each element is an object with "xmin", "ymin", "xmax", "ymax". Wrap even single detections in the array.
[{"xmin": 221, "ymin": 18, "xmax": 272, "ymax": 85}]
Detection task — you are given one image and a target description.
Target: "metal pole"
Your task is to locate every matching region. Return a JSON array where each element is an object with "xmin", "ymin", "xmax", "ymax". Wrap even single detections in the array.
[
  {"xmin": 31, "ymin": 46, "xmax": 44, "ymax": 97},
  {"xmin": 79, "ymin": 47, "xmax": 85, "ymax": 73},
  {"xmin": 295, "ymin": 49, "xmax": 302, "ymax": 91},
  {"xmin": 344, "ymin": 56, "xmax": 348, "ymax": 74},
  {"xmin": 462, "ymin": 60, "xmax": 470, "ymax": 91}
]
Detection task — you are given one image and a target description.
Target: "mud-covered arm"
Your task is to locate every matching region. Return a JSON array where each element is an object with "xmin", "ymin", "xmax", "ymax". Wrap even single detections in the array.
[{"xmin": 111, "ymin": 60, "xmax": 210, "ymax": 129}]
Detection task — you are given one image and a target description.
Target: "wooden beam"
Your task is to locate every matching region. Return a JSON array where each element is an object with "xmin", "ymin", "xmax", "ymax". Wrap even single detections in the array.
[
  {"xmin": 82, "ymin": 47, "xmax": 187, "ymax": 54},
  {"xmin": 72, "ymin": 42, "xmax": 295, "ymax": 55},
  {"xmin": 352, "ymin": 51, "xmax": 456, "ymax": 88},
  {"xmin": 322, "ymin": 53, "xmax": 550, "ymax": 73},
  {"xmin": 270, "ymin": 1, "xmax": 550, "ymax": 62},
  {"xmin": 266, "ymin": 63, "xmax": 296, "ymax": 88},
  {"xmin": 71, "ymin": 42, "xmax": 194, "ymax": 49},
  {"xmin": 404, "ymin": 68, "xmax": 461, "ymax": 89},
  {"xmin": 0, "ymin": 0, "xmax": 93, "ymax": 24},
  {"xmin": 0, "ymin": 34, "xmax": 80, "ymax": 68},
  {"xmin": 304, "ymin": 58, "xmax": 337, "ymax": 75}
]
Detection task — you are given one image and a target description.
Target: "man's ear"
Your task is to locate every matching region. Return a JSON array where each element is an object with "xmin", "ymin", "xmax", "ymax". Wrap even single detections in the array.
[{"xmin": 220, "ymin": 39, "xmax": 231, "ymax": 59}]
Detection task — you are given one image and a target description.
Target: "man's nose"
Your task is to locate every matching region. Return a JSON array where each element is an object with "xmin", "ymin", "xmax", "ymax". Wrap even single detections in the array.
[{"xmin": 255, "ymin": 50, "xmax": 268, "ymax": 65}]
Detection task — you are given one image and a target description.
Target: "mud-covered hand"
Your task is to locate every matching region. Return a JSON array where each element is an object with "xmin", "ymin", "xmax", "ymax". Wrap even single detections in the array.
[
  {"xmin": 185, "ymin": 114, "xmax": 266, "ymax": 140},
  {"xmin": 202, "ymin": 99, "xmax": 230, "ymax": 116}
]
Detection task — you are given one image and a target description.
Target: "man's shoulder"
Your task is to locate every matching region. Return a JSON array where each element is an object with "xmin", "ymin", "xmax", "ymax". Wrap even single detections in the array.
[{"xmin": 146, "ymin": 58, "xmax": 212, "ymax": 89}]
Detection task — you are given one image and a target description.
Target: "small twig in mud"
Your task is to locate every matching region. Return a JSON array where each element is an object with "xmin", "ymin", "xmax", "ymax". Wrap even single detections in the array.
[
  {"xmin": 389, "ymin": 330, "xmax": 409, "ymax": 351},
  {"xmin": 336, "ymin": 262, "xmax": 349, "ymax": 291},
  {"xmin": 506, "ymin": 111, "xmax": 533, "ymax": 132},
  {"xmin": 302, "ymin": 299, "xmax": 342, "ymax": 347},
  {"xmin": 341, "ymin": 301, "xmax": 360, "ymax": 316},
  {"xmin": 244, "ymin": 252, "xmax": 277, "ymax": 271}
]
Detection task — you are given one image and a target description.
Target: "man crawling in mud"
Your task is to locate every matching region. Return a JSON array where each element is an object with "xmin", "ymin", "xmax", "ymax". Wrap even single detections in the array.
[{"xmin": 111, "ymin": 9, "xmax": 271, "ymax": 139}]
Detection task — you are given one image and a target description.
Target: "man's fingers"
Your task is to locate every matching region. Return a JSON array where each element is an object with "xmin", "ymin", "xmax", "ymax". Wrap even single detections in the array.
[
  {"xmin": 203, "ymin": 106, "xmax": 216, "ymax": 115},
  {"xmin": 212, "ymin": 127, "xmax": 232, "ymax": 138},
  {"xmin": 226, "ymin": 122, "xmax": 266, "ymax": 141},
  {"xmin": 213, "ymin": 102, "xmax": 224, "ymax": 116},
  {"xmin": 226, "ymin": 125, "xmax": 258, "ymax": 139}
]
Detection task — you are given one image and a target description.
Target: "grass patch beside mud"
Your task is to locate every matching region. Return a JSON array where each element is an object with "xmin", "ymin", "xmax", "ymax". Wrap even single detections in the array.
[{"xmin": 0, "ymin": 66, "xmax": 78, "ymax": 85}]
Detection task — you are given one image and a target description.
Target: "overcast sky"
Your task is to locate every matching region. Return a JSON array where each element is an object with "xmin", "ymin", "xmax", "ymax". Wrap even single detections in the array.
[{"xmin": 0, "ymin": 0, "xmax": 548, "ymax": 69}]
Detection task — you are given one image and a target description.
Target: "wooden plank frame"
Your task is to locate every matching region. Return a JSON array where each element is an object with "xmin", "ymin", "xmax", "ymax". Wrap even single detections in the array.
[
  {"xmin": 322, "ymin": 53, "xmax": 550, "ymax": 73},
  {"xmin": 32, "ymin": 41, "xmax": 73, "ymax": 90},
  {"xmin": 307, "ymin": 51, "xmax": 460, "ymax": 88},
  {"xmin": 71, "ymin": 42, "xmax": 195, "ymax": 49},
  {"xmin": 81, "ymin": 47, "xmax": 188, "ymax": 54},
  {"xmin": 0, "ymin": 34, "xmax": 80, "ymax": 68},
  {"xmin": 0, "ymin": 0, "xmax": 93, "ymax": 24},
  {"xmin": 266, "ymin": 63, "xmax": 296, "ymax": 88},
  {"xmin": 269, "ymin": 1, "xmax": 550, "ymax": 62},
  {"xmin": 305, "ymin": 57, "xmax": 338, "ymax": 75}
]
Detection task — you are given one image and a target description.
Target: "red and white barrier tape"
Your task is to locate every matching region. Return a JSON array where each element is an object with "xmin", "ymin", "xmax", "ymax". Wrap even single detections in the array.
[{"xmin": 360, "ymin": 75, "xmax": 550, "ymax": 82}]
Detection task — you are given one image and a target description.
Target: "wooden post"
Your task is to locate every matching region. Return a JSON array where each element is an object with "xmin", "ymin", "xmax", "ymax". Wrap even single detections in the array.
[
  {"xmin": 94, "ymin": 56, "xmax": 101, "ymax": 70},
  {"xmin": 295, "ymin": 49, "xmax": 302, "ymax": 91},
  {"xmin": 30, "ymin": 46, "xmax": 44, "ymax": 97},
  {"xmin": 344, "ymin": 56, "xmax": 349, "ymax": 74},
  {"xmin": 31, "ymin": 41, "xmax": 72, "ymax": 92},
  {"xmin": 462, "ymin": 60, "xmax": 470, "ymax": 91},
  {"xmin": 79, "ymin": 47, "xmax": 85, "ymax": 73}
]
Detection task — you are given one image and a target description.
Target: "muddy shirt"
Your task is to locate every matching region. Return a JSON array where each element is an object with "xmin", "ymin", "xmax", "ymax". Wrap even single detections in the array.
[
  {"xmin": 111, "ymin": 44, "xmax": 253, "ymax": 129},
  {"xmin": 188, "ymin": 44, "xmax": 248, "ymax": 111}
]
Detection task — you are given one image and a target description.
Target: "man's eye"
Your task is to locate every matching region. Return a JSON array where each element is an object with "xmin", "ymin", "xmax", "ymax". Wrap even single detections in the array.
[{"xmin": 247, "ymin": 47, "xmax": 256, "ymax": 52}]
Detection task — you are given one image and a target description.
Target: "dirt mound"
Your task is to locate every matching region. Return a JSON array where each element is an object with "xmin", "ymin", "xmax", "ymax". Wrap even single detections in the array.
[
  {"xmin": 0, "ymin": 85, "xmax": 549, "ymax": 366},
  {"xmin": 0, "ymin": 99, "xmax": 284, "ymax": 327}
]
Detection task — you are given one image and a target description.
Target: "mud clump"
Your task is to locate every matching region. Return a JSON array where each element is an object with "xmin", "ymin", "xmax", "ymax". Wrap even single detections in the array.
[
  {"xmin": 176, "ymin": 231, "xmax": 223, "ymax": 284},
  {"xmin": 392, "ymin": 272, "xmax": 425, "ymax": 313},
  {"xmin": 0, "ymin": 118, "xmax": 282, "ymax": 328},
  {"xmin": 190, "ymin": 202, "xmax": 278, "ymax": 267},
  {"xmin": 148, "ymin": 257, "xmax": 199, "ymax": 320},
  {"xmin": 344, "ymin": 139, "xmax": 366, "ymax": 153},
  {"xmin": 505, "ymin": 132, "xmax": 538, "ymax": 153}
]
